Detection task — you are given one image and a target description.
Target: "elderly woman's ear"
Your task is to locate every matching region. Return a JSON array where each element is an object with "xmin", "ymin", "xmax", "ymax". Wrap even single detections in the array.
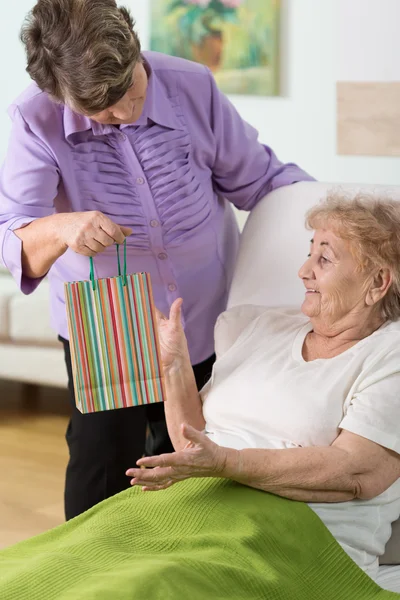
[{"xmin": 366, "ymin": 268, "xmax": 393, "ymax": 307}]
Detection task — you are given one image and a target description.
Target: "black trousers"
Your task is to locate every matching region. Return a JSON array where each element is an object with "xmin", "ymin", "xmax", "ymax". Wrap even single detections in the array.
[{"xmin": 60, "ymin": 336, "xmax": 215, "ymax": 520}]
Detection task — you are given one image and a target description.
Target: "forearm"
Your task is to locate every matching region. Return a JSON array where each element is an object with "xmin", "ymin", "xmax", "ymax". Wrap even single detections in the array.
[
  {"xmin": 164, "ymin": 359, "xmax": 205, "ymax": 451},
  {"xmin": 223, "ymin": 446, "xmax": 361, "ymax": 503},
  {"xmin": 14, "ymin": 214, "xmax": 67, "ymax": 278}
]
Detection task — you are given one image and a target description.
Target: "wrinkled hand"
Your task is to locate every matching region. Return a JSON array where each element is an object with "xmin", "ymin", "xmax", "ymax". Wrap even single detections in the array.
[
  {"xmin": 58, "ymin": 211, "xmax": 132, "ymax": 257},
  {"xmin": 156, "ymin": 298, "xmax": 189, "ymax": 371},
  {"xmin": 126, "ymin": 424, "xmax": 229, "ymax": 491}
]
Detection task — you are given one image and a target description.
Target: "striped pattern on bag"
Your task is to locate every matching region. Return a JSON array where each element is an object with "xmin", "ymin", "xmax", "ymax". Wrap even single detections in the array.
[{"xmin": 65, "ymin": 272, "xmax": 166, "ymax": 413}]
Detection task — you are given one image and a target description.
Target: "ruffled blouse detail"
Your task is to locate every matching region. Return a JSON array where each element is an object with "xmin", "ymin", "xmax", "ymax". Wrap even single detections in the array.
[
  {"xmin": 70, "ymin": 95, "xmax": 211, "ymax": 250},
  {"xmin": 70, "ymin": 134, "xmax": 149, "ymax": 250}
]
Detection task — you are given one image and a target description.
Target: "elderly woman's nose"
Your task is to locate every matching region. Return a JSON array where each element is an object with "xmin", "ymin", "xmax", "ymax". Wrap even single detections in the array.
[{"xmin": 298, "ymin": 256, "xmax": 315, "ymax": 279}]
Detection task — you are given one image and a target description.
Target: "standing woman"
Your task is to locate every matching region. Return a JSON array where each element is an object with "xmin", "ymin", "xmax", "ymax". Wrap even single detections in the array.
[{"xmin": 0, "ymin": 0, "xmax": 313, "ymax": 519}]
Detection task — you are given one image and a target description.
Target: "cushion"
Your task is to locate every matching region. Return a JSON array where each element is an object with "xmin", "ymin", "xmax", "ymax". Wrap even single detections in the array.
[
  {"xmin": 0, "ymin": 274, "xmax": 19, "ymax": 340},
  {"xmin": 0, "ymin": 342, "xmax": 67, "ymax": 388},
  {"xmin": 8, "ymin": 279, "xmax": 59, "ymax": 346},
  {"xmin": 227, "ymin": 181, "xmax": 400, "ymax": 565}
]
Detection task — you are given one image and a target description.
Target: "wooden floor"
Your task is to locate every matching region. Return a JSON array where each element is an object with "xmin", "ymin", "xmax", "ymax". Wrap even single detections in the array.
[{"xmin": 0, "ymin": 380, "xmax": 70, "ymax": 549}]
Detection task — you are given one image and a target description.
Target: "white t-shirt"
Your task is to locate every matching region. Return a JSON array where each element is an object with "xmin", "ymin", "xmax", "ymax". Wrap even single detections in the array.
[{"xmin": 202, "ymin": 306, "xmax": 400, "ymax": 579}]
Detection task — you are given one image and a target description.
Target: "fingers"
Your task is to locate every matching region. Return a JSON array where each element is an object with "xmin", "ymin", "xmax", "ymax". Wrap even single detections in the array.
[
  {"xmin": 155, "ymin": 307, "xmax": 167, "ymax": 322},
  {"xmin": 78, "ymin": 245, "xmax": 98, "ymax": 258},
  {"xmin": 98, "ymin": 214, "xmax": 129, "ymax": 245},
  {"xmin": 141, "ymin": 481, "xmax": 175, "ymax": 492},
  {"xmin": 155, "ymin": 300, "xmax": 181, "ymax": 325},
  {"xmin": 169, "ymin": 298, "xmax": 183, "ymax": 325},
  {"xmin": 85, "ymin": 238, "xmax": 109, "ymax": 254},
  {"xmin": 62, "ymin": 211, "xmax": 132, "ymax": 256},
  {"xmin": 132, "ymin": 477, "xmax": 174, "ymax": 489},
  {"xmin": 126, "ymin": 466, "xmax": 174, "ymax": 485},
  {"xmin": 120, "ymin": 226, "xmax": 133, "ymax": 238},
  {"xmin": 134, "ymin": 453, "xmax": 176, "ymax": 469},
  {"xmin": 80, "ymin": 223, "xmax": 129, "ymax": 256},
  {"xmin": 94, "ymin": 229, "xmax": 116, "ymax": 249}
]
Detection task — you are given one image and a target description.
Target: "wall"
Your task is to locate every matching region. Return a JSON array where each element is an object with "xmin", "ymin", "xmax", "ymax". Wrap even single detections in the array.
[
  {"xmin": 337, "ymin": 0, "xmax": 400, "ymax": 184},
  {"xmin": 1, "ymin": 0, "xmax": 399, "ymax": 187},
  {"xmin": 0, "ymin": 1, "xmax": 34, "ymax": 142}
]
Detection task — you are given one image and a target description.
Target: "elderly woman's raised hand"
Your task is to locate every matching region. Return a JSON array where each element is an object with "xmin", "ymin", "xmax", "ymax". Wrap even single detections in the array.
[
  {"xmin": 58, "ymin": 210, "xmax": 132, "ymax": 256},
  {"xmin": 155, "ymin": 299, "xmax": 190, "ymax": 371},
  {"xmin": 126, "ymin": 423, "xmax": 230, "ymax": 491}
]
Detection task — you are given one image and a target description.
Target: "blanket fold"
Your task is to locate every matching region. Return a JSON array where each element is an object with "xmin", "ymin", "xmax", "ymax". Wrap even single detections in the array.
[{"xmin": 0, "ymin": 478, "xmax": 398, "ymax": 599}]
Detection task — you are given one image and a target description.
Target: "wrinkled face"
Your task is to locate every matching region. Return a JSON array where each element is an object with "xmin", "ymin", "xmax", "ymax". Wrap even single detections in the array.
[
  {"xmin": 298, "ymin": 228, "xmax": 371, "ymax": 322},
  {"xmin": 90, "ymin": 62, "xmax": 148, "ymax": 125}
]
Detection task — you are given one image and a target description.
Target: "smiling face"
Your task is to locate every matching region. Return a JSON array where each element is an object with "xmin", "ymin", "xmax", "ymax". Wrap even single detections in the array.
[
  {"xmin": 298, "ymin": 228, "xmax": 373, "ymax": 324},
  {"xmin": 89, "ymin": 62, "xmax": 148, "ymax": 125}
]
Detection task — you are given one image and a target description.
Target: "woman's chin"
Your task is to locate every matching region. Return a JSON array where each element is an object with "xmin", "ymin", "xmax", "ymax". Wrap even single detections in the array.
[{"xmin": 301, "ymin": 298, "xmax": 319, "ymax": 318}]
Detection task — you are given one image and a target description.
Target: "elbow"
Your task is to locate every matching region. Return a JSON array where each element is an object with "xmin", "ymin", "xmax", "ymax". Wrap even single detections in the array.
[
  {"xmin": 355, "ymin": 488, "xmax": 376, "ymax": 501},
  {"xmin": 352, "ymin": 475, "xmax": 377, "ymax": 501},
  {"xmin": 351, "ymin": 477, "xmax": 364, "ymax": 500}
]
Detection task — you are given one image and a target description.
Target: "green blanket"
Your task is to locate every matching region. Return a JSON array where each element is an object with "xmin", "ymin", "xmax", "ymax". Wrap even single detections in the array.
[{"xmin": 0, "ymin": 478, "xmax": 398, "ymax": 600}]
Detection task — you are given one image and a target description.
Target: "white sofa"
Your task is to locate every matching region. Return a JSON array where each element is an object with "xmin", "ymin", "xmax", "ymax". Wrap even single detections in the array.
[{"xmin": 0, "ymin": 265, "xmax": 67, "ymax": 388}]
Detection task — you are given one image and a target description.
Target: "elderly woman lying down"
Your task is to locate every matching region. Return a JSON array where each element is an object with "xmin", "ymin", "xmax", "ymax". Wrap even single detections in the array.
[{"xmin": 1, "ymin": 193, "xmax": 400, "ymax": 600}]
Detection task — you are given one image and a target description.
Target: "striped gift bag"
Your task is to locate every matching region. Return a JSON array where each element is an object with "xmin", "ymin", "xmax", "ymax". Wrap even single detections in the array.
[{"xmin": 64, "ymin": 242, "xmax": 166, "ymax": 413}]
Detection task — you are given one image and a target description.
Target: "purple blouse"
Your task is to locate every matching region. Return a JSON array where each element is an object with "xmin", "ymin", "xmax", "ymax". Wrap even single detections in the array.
[{"xmin": 0, "ymin": 51, "xmax": 313, "ymax": 365}]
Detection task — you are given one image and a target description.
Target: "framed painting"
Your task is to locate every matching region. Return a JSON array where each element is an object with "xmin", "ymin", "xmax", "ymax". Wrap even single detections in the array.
[{"xmin": 150, "ymin": 0, "xmax": 280, "ymax": 96}]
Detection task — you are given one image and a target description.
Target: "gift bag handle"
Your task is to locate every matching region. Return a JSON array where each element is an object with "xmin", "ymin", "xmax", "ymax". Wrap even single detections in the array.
[{"xmin": 89, "ymin": 239, "xmax": 127, "ymax": 291}]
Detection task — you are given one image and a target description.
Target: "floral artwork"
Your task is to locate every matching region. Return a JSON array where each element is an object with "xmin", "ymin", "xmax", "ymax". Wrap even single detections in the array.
[{"xmin": 150, "ymin": 0, "xmax": 280, "ymax": 96}]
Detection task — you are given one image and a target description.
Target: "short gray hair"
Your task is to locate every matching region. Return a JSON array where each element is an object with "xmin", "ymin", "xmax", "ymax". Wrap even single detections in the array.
[{"xmin": 306, "ymin": 191, "xmax": 400, "ymax": 321}]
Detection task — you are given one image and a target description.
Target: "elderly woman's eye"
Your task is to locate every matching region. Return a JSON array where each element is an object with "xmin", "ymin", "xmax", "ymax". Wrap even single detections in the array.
[
  {"xmin": 307, "ymin": 253, "xmax": 311, "ymax": 258},
  {"xmin": 320, "ymin": 256, "xmax": 330, "ymax": 264}
]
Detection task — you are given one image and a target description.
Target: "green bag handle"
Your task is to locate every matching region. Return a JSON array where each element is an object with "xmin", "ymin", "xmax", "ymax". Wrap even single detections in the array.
[{"xmin": 89, "ymin": 239, "xmax": 127, "ymax": 291}]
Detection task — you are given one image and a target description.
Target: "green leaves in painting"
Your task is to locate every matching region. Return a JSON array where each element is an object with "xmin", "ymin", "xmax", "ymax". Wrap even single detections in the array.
[{"xmin": 167, "ymin": 0, "xmax": 240, "ymax": 43}]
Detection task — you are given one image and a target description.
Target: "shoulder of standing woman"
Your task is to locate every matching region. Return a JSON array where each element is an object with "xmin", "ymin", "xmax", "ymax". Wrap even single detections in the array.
[
  {"xmin": 7, "ymin": 82, "xmax": 63, "ymax": 148},
  {"xmin": 143, "ymin": 50, "xmax": 208, "ymax": 78},
  {"xmin": 143, "ymin": 50, "xmax": 214, "ymax": 121},
  {"xmin": 8, "ymin": 82, "xmax": 59, "ymax": 122}
]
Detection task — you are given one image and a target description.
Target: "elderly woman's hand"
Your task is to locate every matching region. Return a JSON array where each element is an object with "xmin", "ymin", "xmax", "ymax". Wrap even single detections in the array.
[
  {"xmin": 156, "ymin": 298, "xmax": 190, "ymax": 372},
  {"xmin": 126, "ymin": 424, "xmax": 230, "ymax": 491},
  {"xmin": 58, "ymin": 211, "xmax": 132, "ymax": 256}
]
